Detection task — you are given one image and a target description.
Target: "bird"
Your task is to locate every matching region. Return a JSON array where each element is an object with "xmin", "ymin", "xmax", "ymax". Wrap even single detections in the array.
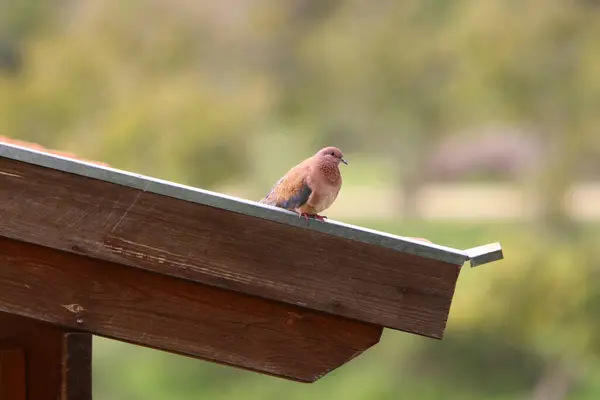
[{"xmin": 259, "ymin": 146, "xmax": 347, "ymax": 221}]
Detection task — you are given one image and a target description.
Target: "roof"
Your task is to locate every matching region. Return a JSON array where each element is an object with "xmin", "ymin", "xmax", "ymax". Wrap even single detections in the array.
[{"xmin": 0, "ymin": 139, "xmax": 503, "ymax": 381}]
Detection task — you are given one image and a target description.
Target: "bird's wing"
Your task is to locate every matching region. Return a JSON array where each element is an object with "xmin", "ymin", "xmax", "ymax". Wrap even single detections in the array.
[{"xmin": 260, "ymin": 165, "xmax": 313, "ymax": 210}]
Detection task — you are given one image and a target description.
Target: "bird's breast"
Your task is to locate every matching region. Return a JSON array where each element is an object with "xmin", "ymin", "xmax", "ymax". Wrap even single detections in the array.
[{"xmin": 308, "ymin": 181, "xmax": 341, "ymax": 213}]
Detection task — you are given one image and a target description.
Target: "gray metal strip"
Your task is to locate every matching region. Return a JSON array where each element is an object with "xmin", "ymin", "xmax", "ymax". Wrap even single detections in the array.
[
  {"xmin": 464, "ymin": 242, "xmax": 504, "ymax": 267},
  {"xmin": 0, "ymin": 142, "xmax": 503, "ymax": 266}
]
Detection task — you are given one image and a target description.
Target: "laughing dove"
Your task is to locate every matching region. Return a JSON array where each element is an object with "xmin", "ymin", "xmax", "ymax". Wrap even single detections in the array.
[{"xmin": 259, "ymin": 146, "xmax": 347, "ymax": 221}]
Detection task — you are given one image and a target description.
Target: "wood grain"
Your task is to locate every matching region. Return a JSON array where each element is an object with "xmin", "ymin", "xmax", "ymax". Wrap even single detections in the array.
[
  {"xmin": 0, "ymin": 237, "xmax": 381, "ymax": 382},
  {"xmin": 0, "ymin": 312, "xmax": 92, "ymax": 400},
  {"xmin": 0, "ymin": 156, "xmax": 460, "ymax": 338}
]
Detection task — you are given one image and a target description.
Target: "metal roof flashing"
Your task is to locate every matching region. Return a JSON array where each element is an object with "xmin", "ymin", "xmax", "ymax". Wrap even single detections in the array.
[{"xmin": 0, "ymin": 142, "xmax": 503, "ymax": 268}]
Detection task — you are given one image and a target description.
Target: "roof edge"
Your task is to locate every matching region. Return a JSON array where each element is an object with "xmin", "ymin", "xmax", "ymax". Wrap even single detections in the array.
[{"xmin": 0, "ymin": 141, "xmax": 491, "ymax": 266}]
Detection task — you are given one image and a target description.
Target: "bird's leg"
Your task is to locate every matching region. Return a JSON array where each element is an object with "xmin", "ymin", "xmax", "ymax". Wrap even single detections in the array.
[
  {"xmin": 298, "ymin": 212, "xmax": 311, "ymax": 220},
  {"xmin": 313, "ymin": 214, "xmax": 328, "ymax": 222}
]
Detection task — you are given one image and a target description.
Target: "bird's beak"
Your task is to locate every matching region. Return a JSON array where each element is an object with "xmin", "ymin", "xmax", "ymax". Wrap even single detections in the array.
[{"xmin": 340, "ymin": 158, "xmax": 348, "ymax": 165}]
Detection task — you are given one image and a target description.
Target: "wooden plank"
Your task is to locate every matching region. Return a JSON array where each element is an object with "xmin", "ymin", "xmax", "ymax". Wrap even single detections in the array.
[
  {"xmin": 0, "ymin": 312, "xmax": 92, "ymax": 400},
  {"xmin": 0, "ymin": 344, "xmax": 26, "ymax": 400},
  {"xmin": 0, "ymin": 237, "xmax": 381, "ymax": 382},
  {"xmin": 0, "ymin": 156, "xmax": 460, "ymax": 338}
]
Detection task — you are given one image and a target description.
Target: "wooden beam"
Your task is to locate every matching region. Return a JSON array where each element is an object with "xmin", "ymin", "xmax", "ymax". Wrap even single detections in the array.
[
  {"xmin": 0, "ymin": 237, "xmax": 381, "ymax": 382},
  {"xmin": 0, "ymin": 155, "xmax": 460, "ymax": 339},
  {"xmin": 0, "ymin": 312, "xmax": 92, "ymax": 400}
]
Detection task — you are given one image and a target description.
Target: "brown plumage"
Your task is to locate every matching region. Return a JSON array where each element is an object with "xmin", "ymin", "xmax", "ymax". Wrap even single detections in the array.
[{"xmin": 259, "ymin": 146, "xmax": 347, "ymax": 221}]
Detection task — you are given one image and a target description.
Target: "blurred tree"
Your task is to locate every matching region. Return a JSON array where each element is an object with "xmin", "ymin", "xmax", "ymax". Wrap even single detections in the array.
[
  {"xmin": 2, "ymin": 0, "xmax": 598, "ymax": 194},
  {"xmin": 0, "ymin": 1, "xmax": 52, "ymax": 74},
  {"xmin": 0, "ymin": 1, "xmax": 277, "ymax": 187},
  {"xmin": 256, "ymin": 0, "xmax": 600, "ymax": 217}
]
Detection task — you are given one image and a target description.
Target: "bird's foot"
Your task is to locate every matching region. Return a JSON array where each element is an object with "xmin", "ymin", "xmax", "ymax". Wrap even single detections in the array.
[{"xmin": 297, "ymin": 213, "xmax": 327, "ymax": 222}]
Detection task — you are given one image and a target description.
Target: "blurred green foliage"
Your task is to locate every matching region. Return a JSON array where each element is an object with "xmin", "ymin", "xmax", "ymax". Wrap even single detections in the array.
[
  {"xmin": 1, "ymin": 1, "xmax": 599, "ymax": 190},
  {"xmin": 1, "ymin": 1, "xmax": 599, "ymax": 399}
]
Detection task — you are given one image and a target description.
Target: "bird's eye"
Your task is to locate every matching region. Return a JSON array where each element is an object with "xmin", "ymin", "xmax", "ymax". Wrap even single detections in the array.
[{"xmin": 330, "ymin": 152, "xmax": 335, "ymax": 156}]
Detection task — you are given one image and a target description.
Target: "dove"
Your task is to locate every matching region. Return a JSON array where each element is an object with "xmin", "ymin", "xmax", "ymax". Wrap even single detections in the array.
[{"xmin": 259, "ymin": 146, "xmax": 347, "ymax": 221}]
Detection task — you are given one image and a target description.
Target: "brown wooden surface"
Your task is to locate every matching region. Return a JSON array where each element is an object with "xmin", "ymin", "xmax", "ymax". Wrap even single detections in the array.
[
  {"xmin": 0, "ymin": 237, "xmax": 381, "ymax": 382},
  {"xmin": 0, "ymin": 312, "xmax": 92, "ymax": 400},
  {"xmin": 0, "ymin": 344, "xmax": 26, "ymax": 400},
  {"xmin": 62, "ymin": 334, "xmax": 93, "ymax": 399},
  {"xmin": 0, "ymin": 156, "xmax": 460, "ymax": 338}
]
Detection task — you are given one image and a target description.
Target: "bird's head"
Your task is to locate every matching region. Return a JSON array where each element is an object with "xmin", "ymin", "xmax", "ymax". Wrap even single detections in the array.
[{"xmin": 316, "ymin": 146, "xmax": 347, "ymax": 165}]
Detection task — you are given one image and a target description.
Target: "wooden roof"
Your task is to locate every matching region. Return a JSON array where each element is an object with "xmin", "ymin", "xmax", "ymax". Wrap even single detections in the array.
[{"xmin": 0, "ymin": 141, "xmax": 503, "ymax": 382}]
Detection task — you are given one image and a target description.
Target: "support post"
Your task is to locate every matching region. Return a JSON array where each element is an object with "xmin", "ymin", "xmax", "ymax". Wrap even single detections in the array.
[
  {"xmin": 0, "ymin": 312, "xmax": 92, "ymax": 400},
  {"xmin": 0, "ymin": 344, "xmax": 26, "ymax": 400}
]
